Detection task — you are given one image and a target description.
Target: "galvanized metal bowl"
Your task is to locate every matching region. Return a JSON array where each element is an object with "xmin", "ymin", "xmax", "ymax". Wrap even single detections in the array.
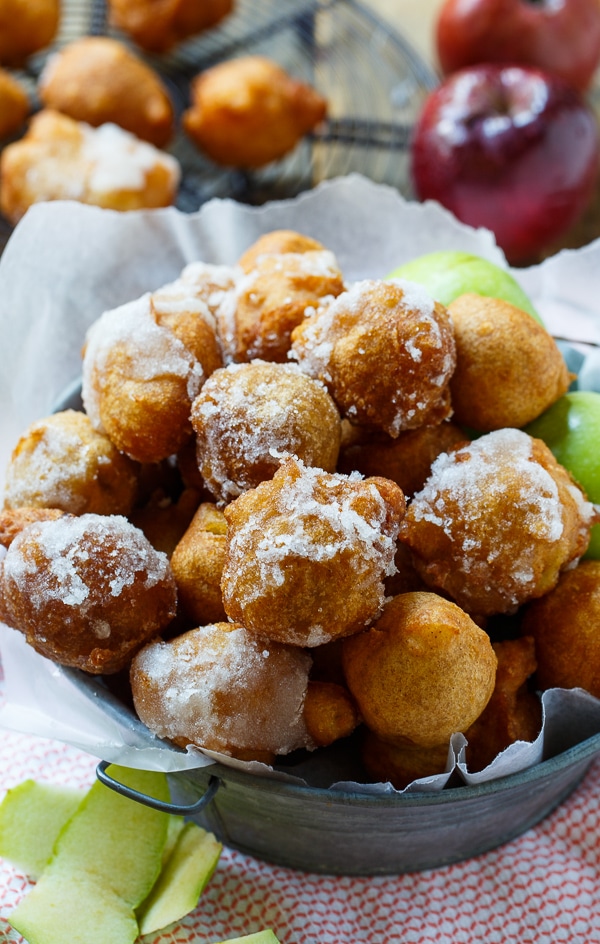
[{"xmin": 66, "ymin": 668, "xmax": 600, "ymax": 876}]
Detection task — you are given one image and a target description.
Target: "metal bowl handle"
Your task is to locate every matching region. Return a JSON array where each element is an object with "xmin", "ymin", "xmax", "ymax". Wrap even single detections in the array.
[{"xmin": 96, "ymin": 761, "xmax": 220, "ymax": 816}]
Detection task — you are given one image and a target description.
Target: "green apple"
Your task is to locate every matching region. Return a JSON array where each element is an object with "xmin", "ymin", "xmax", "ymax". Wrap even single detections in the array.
[
  {"xmin": 0, "ymin": 779, "xmax": 84, "ymax": 879},
  {"xmin": 386, "ymin": 250, "xmax": 543, "ymax": 324},
  {"xmin": 524, "ymin": 391, "xmax": 600, "ymax": 559},
  {"xmin": 137, "ymin": 821, "xmax": 223, "ymax": 936},
  {"xmin": 212, "ymin": 933, "xmax": 281, "ymax": 944},
  {"xmin": 9, "ymin": 765, "xmax": 171, "ymax": 944}
]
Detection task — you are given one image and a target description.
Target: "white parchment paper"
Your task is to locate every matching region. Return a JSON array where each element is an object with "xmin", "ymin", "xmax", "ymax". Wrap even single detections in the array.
[{"xmin": 1, "ymin": 174, "xmax": 600, "ymax": 794}]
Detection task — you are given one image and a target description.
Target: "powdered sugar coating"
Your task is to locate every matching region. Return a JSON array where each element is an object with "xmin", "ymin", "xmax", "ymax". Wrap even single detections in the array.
[
  {"xmin": 191, "ymin": 360, "xmax": 341, "ymax": 504},
  {"xmin": 290, "ymin": 278, "xmax": 456, "ymax": 436},
  {"xmin": 130, "ymin": 623, "xmax": 312, "ymax": 756},
  {"xmin": 222, "ymin": 456, "xmax": 405, "ymax": 646},
  {"xmin": 81, "ymin": 121, "xmax": 180, "ymax": 194},
  {"xmin": 3, "ymin": 410, "xmax": 138, "ymax": 516},
  {"xmin": 401, "ymin": 428, "xmax": 597, "ymax": 615},
  {"xmin": 2, "ymin": 513, "xmax": 176, "ymax": 673}
]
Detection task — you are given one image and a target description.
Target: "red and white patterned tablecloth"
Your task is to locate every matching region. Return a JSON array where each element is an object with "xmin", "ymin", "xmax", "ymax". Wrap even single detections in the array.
[{"xmin": 2, "ymin": 659, "xmax": 600, "ymax": 944}]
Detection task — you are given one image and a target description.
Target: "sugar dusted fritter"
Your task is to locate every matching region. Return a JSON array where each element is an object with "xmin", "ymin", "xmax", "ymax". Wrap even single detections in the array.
[
  {"xmin": 0, "ymin": 110, "xmax": 180, "ymax": 225},
  {"xmin": 183, "ymin": 55, "xmax": 327, "ymax": 168},
  {"xmin": 217, "ymin": 249, "xmax": 345, "ymax": 363},
  {"xmin": 0, "ymin": 507, "xmax": 64, "ymax": 549},
  {"xmin": 290, "ymin": 278, "xmax": 456, "ymax": 436},
  {"xmin": 464, "ymin": 636, "xmax": 541, "ymax": 772},
  {"xmin": 170, "ymin": 502, "xmax": 228, "ymax": 624},
  {"xmin": 447, "ymin": 293, "xmax": 571, "ymax": 431},
  {"xmin": 337, "ymin": 418, "xmax": 467, "ymax": 498},
  {"xmin": 521, "ymin": 559, "xmax": 600, "ymax": 696},
  {"xmin": 342, "ymin": 591, "xmax": 497, "ymax": 749},
  {"xmin": 130, "ymin": 622, "xmax": 313, "ymax": 761},
  {"xmin": 0, "ymin": 68, "xmax": 29, "ymax": 139},
  {"xmin": 38, "ymin": 37, "xmax": 175, "ymax": 148},
  {"xmin": 0, "ymin": 0, "xmax": 59, "ymax": 66},
  {"xmin": 399, "ymin": 428, "xmax": 598, "ymax": 617},
  {"xmin": 221, "ymin": 455, "xmax": 406, "ymax": 647},
  {"xmin": 3, "ymin": 410, "xmax": 139, "ymax": 516},
  {"xmin": 238, "ymin": 229, "xmax": 326, "ymax": 273},
  {"xmin": 1, "ymin": 513, "xmax": 177, "ymax": 674},
  {"xmin": 191, "ymin": 360, "xmax": 342, "ymax": 504},
  {"xmin": 107, "ymin": 0, "xmax": 233, "ymax": 53},
  {"xmin": 82, "ymin": 282, "xmax": 222, "ymax": 464}
]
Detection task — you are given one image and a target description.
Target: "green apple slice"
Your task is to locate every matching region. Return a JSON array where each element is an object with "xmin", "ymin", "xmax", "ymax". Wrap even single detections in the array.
[
  {"xmin": 212, "ymin": 933, "xmax": 281, "ymax": 944},
  {"xmin": 137, "ymin": 821, "xmax": 223, "ymax": 935},
  {"xmin": 9, "ymin": 765, "xmax": 171, "ymax": 944},
  {"xmin": 386, "ymin": 250, "xmax": 543, "ymax": 324},
  {"xmin": 0, "ymin": 779, "xmax": 84, "ymax": 879},
  {"xmin": 10, "ymin": 870, "xmax": 139, "ymax": 944},
  {"xmin": 48, "ymin": 764, "xmax": 171, "ymax": 906}
]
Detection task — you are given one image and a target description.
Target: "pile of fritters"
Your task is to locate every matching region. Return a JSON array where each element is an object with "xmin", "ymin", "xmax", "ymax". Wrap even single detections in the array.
[{"xmin": 1, "ymin": 227, "xmax": 598, "ymax": 787}]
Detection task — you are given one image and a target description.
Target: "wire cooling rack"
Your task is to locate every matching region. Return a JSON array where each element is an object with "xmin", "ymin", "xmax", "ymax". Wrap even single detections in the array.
[{"xmin": 3, "ymin": 0, "xmax": 437, "ymax": 219}]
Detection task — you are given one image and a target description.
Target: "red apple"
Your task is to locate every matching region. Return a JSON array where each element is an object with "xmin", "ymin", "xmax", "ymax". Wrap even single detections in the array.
[
  {"xmin": 410, "ymin": 64, "xmax": 600, "ymax": 265},
  {"xmin": 436, "ymin": 0, "xmax": 600, "ymax": 93}
]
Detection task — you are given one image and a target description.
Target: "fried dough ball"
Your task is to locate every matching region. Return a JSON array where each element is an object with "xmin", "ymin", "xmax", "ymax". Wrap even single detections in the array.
[
  {"xmin": 447, "ymin": 294, "xmax": 571, "ymax": 431},
  {"xmin": 173, "ymin": 260, "xmax": 240, "ymax": 323},
  {"xmin": 337, "ymin": 418, "xmax": 467, "ymax": 497},
  {"xmin": 0, "ymin": 506, "xmax": 64, "ymax": 548},
  {"xmin": 190, "ymin": 361, "xmax": 342, "ymax": 504},
  {"xmin": 38, "ymin": 37, "xmax": 175, "ymax": 147},
  {"xmin": 82, "ymin": 286, "xmax": 220, "ymax": 464},
  {"xmin": 238, "ymin": 230, "xmax": 325, "ymax": 273},
  {"xmin": 217, "ymin": 249, "xmax": 345, "ymax": 364},
  {"xmin": 3, "ymin": 410, "xmax": 139, "ymax": 517},
  {"xmin": 130, "ymin": 486, "xmax": 201, "ymax": 558},
  {"xmin": 221, "ymin": 455, "xmax": 406, "ymax": 647},
  {"xmin": 464, "ymin": 637, "xmax": 541, "ymax": 772},
  {"xmin": 1, "ymin": 513, "xmax": 177, "ymax": 674},
  {"xmin": 302, "ymin": 680, "xmax": 361, "ymax": 748},
  {"xmin": 107, "ymin": 0, "xmax": 233, "ymax": 53},
  {"xmin": 0, "ymin": 0, "xmax": 59, "ymax": 67},
  {"xmin": 130, "ymin": 622, "xmax": 313, "ymax": 761},
  {"xmin": 290, "ymin": 279, "xmax": 456, "ymax": 436},
  {"xmin": 0, "ymin": 69, "xmax": 29, "ymax": 139},
  {"xmin": 183, "ymin": 55, "xmax": 327, "ymax": 168},
  {"xmin": 361, "ymin": 731, "xmax": 451, "ymax": 789},
  {"xmin": 0, "ymin": 110, "xmax": 180, "ymax": 225},
  {"xmin": 170, "ymin": 502, "xmax": 227, "ymax": 624},
  {"xmin": 521, "ymin": 560, "xmax": 600, "ymax": 696},
  {"xmin": 399, "ymin": 428, "xmax": 598, "ymax": 618},
  {"xmin": 342, "ymin": 591, "xmax": 497, "ymax": 748}
]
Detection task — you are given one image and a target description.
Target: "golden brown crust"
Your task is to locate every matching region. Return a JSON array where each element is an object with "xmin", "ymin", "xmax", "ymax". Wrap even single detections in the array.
[
  {"xmin": 448, "ymin": 293, "xmax": 571, "ymax": 431},
  {"xmin": 38, "ymin": 37, "xmax": 175, "ymax": 147},
  {"xmin": 0, "ymin": 0, "xmax": 59, "ymax": 66},
  {"xmin": 183, "ymin": 55, "xmax": 327, "ymax": 168},
  {"xmin": 337, "ymin": 419, "xmax": 468, "ymax": 497},
  {"xmin": 170, "ymin": 502, "xmax": 228, "ymax": 624},
  {"xmin": 399, "ymin": 429, "xmax": 597, "ymax": 617},
  {"xmin": 464, "ymin": 636, "xmax": 541, "ymax": 772},
  {"xmin": 302, "ymin": 680, "xmax": 361, "ymax": 748},
  {"xmin": 107, "ymin": 0, "xmax": 233, "ymax": 53},
  {"xmin": 342, "ymin": 591, "xmax": 497, "ymax": 748},
  {"xmin": 238, "ymin": 230, "xmax": 325, "ymax": 273},
  {"xmin": 291, "ymin": 279, "xmax": 456, "ymax": 437},
  {"xmin": 0, "ymin": 110, "xmax": 180, "ymax": 225},
  {"xmin": 521, "ymin": 559, "xmax": 600, "ymax": 695},
  {"xmin": 218, "ymin": 249, "xmax": 345, "ymax": 364},
  {"xmin": 191, "ymin": 361, "xmax": 342, "ymax": 504},
  {"xmin": 130, "ymin": 622, "xmax": 313, "ymax": 758},
  {"xmin": 3, "ymin": 410, "xmax": 139, "ymax": 517},
  {"xmin": 0, "ymin": 506, "xmax": 64, "ymax": 549},
  {"xmin": 221, "ymin": 456, "xmax": 406, "ymax": 647},
  {"xmin": 1, "ymin": 513, "xmax": 177, "ymax": 674}
]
